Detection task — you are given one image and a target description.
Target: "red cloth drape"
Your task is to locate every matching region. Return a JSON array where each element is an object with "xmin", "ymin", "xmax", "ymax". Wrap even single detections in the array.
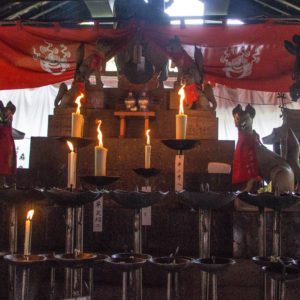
[
  {"xmin": 143, "ymin": 23, "xmax": 300, "ymax": 92},
  {"xmin": 0, "ymin": 21, "xmax": 299, "ymax": 92},
  {"xmin": 0, "ymin": 23, "xmax": 136, "ymax": 89},
  {"xmin": 0, "ymin": 126, "xmax": 16, "ymax": 176},
  {"xmin": 232, "ymin": 131, "xmax": 261, "ymax": 184},
  {"xmin": 184, "ymin": 84, "xmax": 201, "ymax": 105}
]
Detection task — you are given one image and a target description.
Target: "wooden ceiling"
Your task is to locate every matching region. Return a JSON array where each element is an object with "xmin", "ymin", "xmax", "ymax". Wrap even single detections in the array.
[{"xmin": 0, "ymin": 0, "xmax": 299, "ymax": 23}]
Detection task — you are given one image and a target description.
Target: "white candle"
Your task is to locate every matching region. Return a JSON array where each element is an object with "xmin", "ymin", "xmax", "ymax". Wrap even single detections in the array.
[
  {"xmin": 24, "ymin": 209, "xmax": 34, "ymax": 256},
  {"xmin": 176, "ymin": 114, "xmax": 187, "ymax": 139},
  {"xmin": 176, "ymin": 85, "xmax": 187, "ymax": 139},
  {"xmin": 67, "ymin": 141, "xmax": 77, "ymax": 188},
  {"xmin": 145, "ymin": 129, "xmax": 151, "ymax": 168},
  {"xmin": 95, "ymin": 120, "xmax": 108, "ymax": 176},
  {"xmin": 71, "ymin": 93, "xmax": 84, "ymax": 137},
  {"xmin": 71, "ymin": 113, "xmax": 84, "ymax": 137}
]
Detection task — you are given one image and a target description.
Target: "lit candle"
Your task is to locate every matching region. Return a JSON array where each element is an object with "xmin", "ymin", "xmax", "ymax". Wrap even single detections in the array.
[
  {"xmin": 95, "ymin": 120, "xmax": 108, "ymax": 176},
  {"xmin": 71, "ymin": 93, "xmax": 84, "ymax": 137},
  {"xmin": 176, "ymin": 85, "xmax": 187, "ymax": 139},
  {"xmin": 67, "ymin": 141, "xmax": 77, "ymax": 189},
  {"xmin": 145, "ymin": 129, "xmax": 151, "ymax": 169},
  {"xmin": 24, "ymin": 209, "xmax": 34, "ymax": 256}
]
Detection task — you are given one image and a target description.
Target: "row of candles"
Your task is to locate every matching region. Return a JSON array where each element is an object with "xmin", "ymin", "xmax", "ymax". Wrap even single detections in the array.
[
  {"xmin": 68, "ymin": 85, "xmax": 188, "ymax": 186},
  {"xmin": 20, "ymin": 86, "xmax": 187, "ymax": 257}
]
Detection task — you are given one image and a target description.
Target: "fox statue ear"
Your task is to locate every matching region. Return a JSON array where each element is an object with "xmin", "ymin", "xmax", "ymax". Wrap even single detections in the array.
[
  {"xmin": 232, "ymin": 104, "xmax": 243, "ymax": 116},
  {"xmin": 245, "ymin": 104, "xmax": 256, "ymax": 118}
]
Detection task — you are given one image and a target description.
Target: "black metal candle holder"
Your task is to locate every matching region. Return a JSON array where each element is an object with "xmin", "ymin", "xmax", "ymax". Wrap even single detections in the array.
[
  {"xmin": 177, "ymin": 191, "xmax": 235, "ymax": 210},
  {"xmin": 4, "ymin": 254, "xmax": 46, "ymax": 300},
  {"xmin": 0, "ymin": 188, "xmax": 46, "ymax": 300},
  {"xmin": 150, "ymin": 256, "xmax": 193, "ymax": 300},
  {"xmin": 55, "ymin": 252, "xmax": 97, "ymax": 298},
  {"xmin": 105, "ymin": 253, "xmax": 148, "ymax": 300},
  {"xmin": 80, "ymin": 175, "xmax": 120, "ymax": 188},
  {"xmin": 238, "ymin": 192, "xmax": 300, "ymax": 300},
  {"xmin": 44, "ymin": 188, "xmax": 103, "ymax": 207},
  {"xmin": 161, "ymin": 139, "xmax": 200, "ymax": 154},
  {"xmin": 194, "ymin": 257, "xmax": 236, "ymax": 300},
  {"xmin": 252, "ymin": 256, "xmax": 293, "ymax": 267},
  {"xmin": 177, "ymin": 190, "xmax": 235, "ymax": 300},
  {"xmin": 0, "ymin": 188, "xmax": 45, "ymax": 205},
  {"xmin": 262, "ymin": 263, "xmax": 300, "ymax": 300},
  {"xmin": 109, "ymin": 190, "xmax": 168, "ymax": 210},
  {"xmin": 237, "ymin": 192, "xmax": 300, "ymax": 211},
  {"xmin": 4, "ymin": 254, "xmax": 46, "ymax": 266},
  {"xmin": 133, "ymin": 168, "xmax": 161, "ymax": 178},
  {"xmin": 54, "ymin": 136, "xmax": 95, "ymax": 149},
  {"xmin": 108, "ymin": 190, "xmax": 168, "ymax": 299},
  {"xmin": 44, "ymin": 188, "xmax": 103, "ymax": 299},
  {"xmin": 54, "ymin": 252, "xmax": 97, "ymax": 268}
]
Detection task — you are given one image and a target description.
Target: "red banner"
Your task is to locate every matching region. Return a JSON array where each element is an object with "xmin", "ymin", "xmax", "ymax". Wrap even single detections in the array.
[
  {"xmin": 0, "ymin": 23, "xmax": 136, "ymax": 89},
  {"xmin": 0, "ymin": 22, "xmax": 299, "ymax": 91}
]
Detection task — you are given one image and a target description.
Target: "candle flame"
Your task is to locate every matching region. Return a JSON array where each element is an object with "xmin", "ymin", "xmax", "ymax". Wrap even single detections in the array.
[
  {"xmin": 75, "ymin": 93, "xmax": 84, "ymax": 114},
  {"xmin": 97, "ymin": 120, "xmax": 103, "ymax": 147},
  {"xmin": 66, "ymin": 140, "xmax": 74, "ymax": 152},
  {"xmin": 146, "ymin": 129, "xmax": 150, "ymax": 145},
  {"xmin": 178, "ymin": 85, "xmax": 186, "ymax": 115},
  {"xmin": 26, "ymin": 209, "xmax": 34, "ymax": 220}
]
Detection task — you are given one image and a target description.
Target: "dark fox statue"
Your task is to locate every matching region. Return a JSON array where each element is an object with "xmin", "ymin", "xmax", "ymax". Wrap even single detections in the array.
[{"xmin": 232, "ymin": 104, "xmax": 300, "ymax": 193}]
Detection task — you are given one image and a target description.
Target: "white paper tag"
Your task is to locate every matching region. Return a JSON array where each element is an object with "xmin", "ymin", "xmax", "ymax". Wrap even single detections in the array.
[
  {"xmin": 141, "ymin": 186, "xmax": 151, "ymax": 226},
  {"xmin": 93, "ymin": 196, "xmax": 103, "ymax": 232},
  {"xmin": 175, "ymin": 155, "xmax": 184, "ymax": 191}
]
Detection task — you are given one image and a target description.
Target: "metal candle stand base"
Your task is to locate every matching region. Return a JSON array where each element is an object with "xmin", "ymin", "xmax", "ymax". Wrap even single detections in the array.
[
  {"xmin": 105, "ymin": 254, "xmax": 148, "ymax": 300},
  {"xmin": 238, "ymin": 192, "xmax": 300, "ymax": 300},
  {"xmin": 199, "ymin": 209, "xmax": 211, "ymax": 300},
  {"xmin": 109, "ymin": 190, "xmax": 168, "ymax": 300},
  {"xmin": 149, "ymin": 256, "xmax": 193, "ymax": 300},
  {"xmin": 44, "ymin": 187, "xmax": 104, "ymax": 299},
  {"xmin": 4, "ymin": 254, "xmax": 46, "ymax": 300},
  {"xmin": 167, "ymin": 272, "xmax": 179, "ymax": 300},
  {"xmin": 177, "ymin": 190, "xmax": 235, "ymax": 300},
  {"xmin": 0, "ymin": 188, "xmax": 45, "ymax": 300},
  {"xmin": 194, "ymin": 257, "xmax": 236, "ymax": 300},
  {"xmin": 54, "ymin": 252, "xmax": 97, "ymax": 299}
]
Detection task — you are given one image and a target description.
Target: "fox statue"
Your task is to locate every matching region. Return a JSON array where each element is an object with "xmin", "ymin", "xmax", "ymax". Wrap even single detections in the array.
[{"xmin": 232, "ymin": 104, "xmax": 300, "ymax": 193}]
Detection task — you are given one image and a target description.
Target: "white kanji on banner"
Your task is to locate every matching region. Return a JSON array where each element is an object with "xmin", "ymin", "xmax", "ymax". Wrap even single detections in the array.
[
  {"xmin": 32, "ymin": 40, "xmax": 71, "ymax": 75},
  {"xmin": 220, "ymin": 45, "xmax": 263, "ymax": 79}
]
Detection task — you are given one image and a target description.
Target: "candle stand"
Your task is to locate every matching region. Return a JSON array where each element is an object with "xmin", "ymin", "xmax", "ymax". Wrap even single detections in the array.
[
  {"xmin": 54, "ymin": 252, "xmax": 97, "ymax": 298},
  {"xmin": 133, "ymin": 167, "xmax": 160, "ymax": 187},
  {"xmin": 238, "ymin": 192, "xmax": 300, "ymax": 300},
  {"xmin": 105, "ymin": 253, "xmax": 148, "ymax": 300},
  {"xmin": 45, "ymin": 188, "xmax": 103, "ymax": 298},
  {"xmin": 161, "ymin": 139, "xmax": 200, "ymax": 191},
  {"xmin": 0, "ymin": 251, "xmax": 9, "ymax": 299},
  {"xmin": 0, "ymin": 188, "xmax": 45, "ymax": 300},
  {"xmin": 79, "ymin": 175, "xmax": 120, "ymax": 297},
  {"xmin": 51, "ymin": 136, "xmax": 96, "ymax": 298},
  {"xmin": 262, "ymin": 259, "xmax": 300, "ymax": 300},
  {"xmin": 4, "ymin": 254, "xmax": 46, "ymax": 300},
  {"xmin": 177, "ymin": 190, "xmax": 235, "ymax": 300},
  {"xmin": 149, "ymin": 255, "xmax": 193, "ymax": 300},
  {"xmin": 194, "ymin": 257, "xmax": 236, "ymax": 300},
  {"xmin": 109, "ymin": 190, "xmax": 169, "ymax": 299}
]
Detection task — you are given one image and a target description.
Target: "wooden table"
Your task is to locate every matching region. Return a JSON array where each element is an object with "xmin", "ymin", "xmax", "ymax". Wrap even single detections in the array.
[{"xmin": 114, "ymin": 111, "xmax": 156, "ymax": 137}]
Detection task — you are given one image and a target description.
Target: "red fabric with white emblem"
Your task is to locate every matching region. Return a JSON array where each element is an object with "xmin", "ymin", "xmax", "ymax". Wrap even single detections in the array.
[{"xmin": 0, "ymin": 22, "xmax": 298, "ymax": 93}]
